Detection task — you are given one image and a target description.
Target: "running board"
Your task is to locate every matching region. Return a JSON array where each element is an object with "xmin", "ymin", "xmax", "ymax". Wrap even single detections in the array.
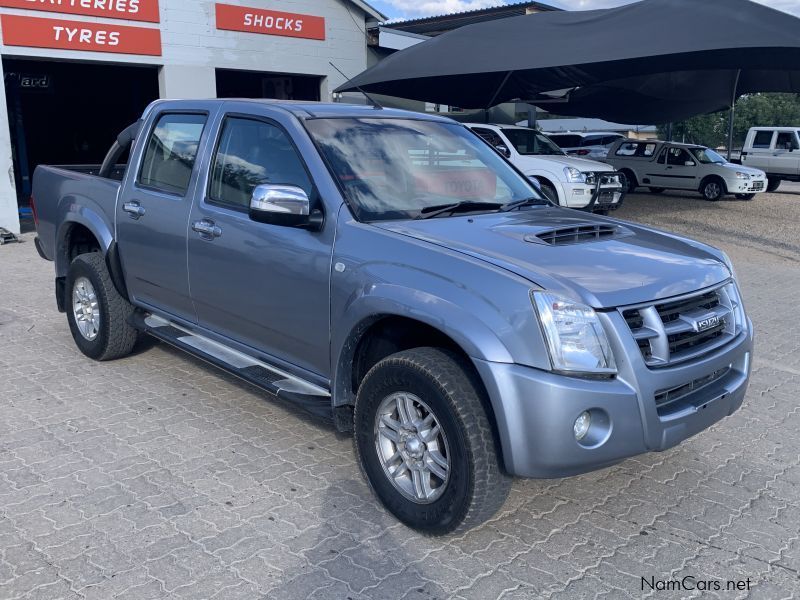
[{"xmin": 132, "ymin": 313, "xmax": 332, "ymax": 420}]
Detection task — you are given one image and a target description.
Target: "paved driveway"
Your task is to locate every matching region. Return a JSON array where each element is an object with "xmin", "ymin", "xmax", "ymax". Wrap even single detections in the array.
[{"xmin": 1, "ymin": 189, "xmax": 799, "ymax": 599}]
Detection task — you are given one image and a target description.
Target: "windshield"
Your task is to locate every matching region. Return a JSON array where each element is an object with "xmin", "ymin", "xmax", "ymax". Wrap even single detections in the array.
[
  {"xmin": 306, "ymin": 118, "xmax": 542, "ymax": 221},
  {"xmin": 689, "ymin": 147, "xmax": 726, "ymax": 164},
  {"xmin": 501, "ymin": 129, "xmax": 564, "ymax": 156}
]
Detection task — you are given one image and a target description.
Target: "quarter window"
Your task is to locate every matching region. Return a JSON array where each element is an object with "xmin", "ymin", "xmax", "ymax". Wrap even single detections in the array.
[
  {"xmin": 138, "ymin": 113, "xmax": 207, "ymax": 195},
  {"xmin": 208, "ymin": 117, "xmax": 313, "ymax": 209}
]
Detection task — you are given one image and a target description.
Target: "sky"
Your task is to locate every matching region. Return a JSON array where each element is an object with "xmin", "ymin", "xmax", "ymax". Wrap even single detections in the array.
[{"xmin": 369, "ymin": 0, "xmax": 800, "ymax": 20}]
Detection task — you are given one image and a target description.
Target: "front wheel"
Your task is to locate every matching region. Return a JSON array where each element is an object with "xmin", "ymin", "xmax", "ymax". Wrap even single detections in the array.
[
  {"xmin": 65, "ymin": 253, "xmax": 139, "ymax": 361},
  {"xmin": 354, "ymin": 348, "xmax": 510, "ymax": 535},
  {"xmin": 620, "ymin": 170, "xmax": 638, "ymax": 194},
  {"xmin": 767, "ymin": 177, "xmax": 781, "ymax": 192},
  {"xmin": 701, "ymin": 179, "xmax": 724, "ymax": 201},
  {"xmin": 538, "ymin": 181, "xmax": 559, "ymax": 204},
  {"xmin": 735, "ymin": 193, "xmax": 756, "ymax": 200}
]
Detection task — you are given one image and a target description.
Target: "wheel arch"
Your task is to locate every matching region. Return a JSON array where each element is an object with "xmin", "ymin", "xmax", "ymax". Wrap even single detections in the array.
[
  {"xmin": 336, "ymin": 313, "xmax": 507, "ymax": 469},
  {"xmin": 699, "ymin": 174, "xmax": 727, "ymax": 195}
]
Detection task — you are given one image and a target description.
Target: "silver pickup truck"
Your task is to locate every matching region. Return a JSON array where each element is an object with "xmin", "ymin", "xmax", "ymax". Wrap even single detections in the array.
[{"xmin": 32, "ymin": 99, "xmax": 753, "ymax": 534}]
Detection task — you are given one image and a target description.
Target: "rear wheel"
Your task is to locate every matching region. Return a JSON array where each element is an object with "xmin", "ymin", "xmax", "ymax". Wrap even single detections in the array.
[
  {"xmin": 649, "ymin": 187, "xmax": 666, "ymax": 194},
  {"xmin": 65, "ymin": 253, "xmax": 139, "ymax": 361},
  {"xmin": 767, "ymin": 177, "xmax": 781, "ymax": 192},
  {"xmin": 354, "ymin": 347, "xmax": 510, "ymax": 535},
  {"xmin": 701, "ymin": 178, "xmax": 725, "ymax": 201},
  {"xmin": 735, "ymin": 193, "xmax": 756, "ymax": 200}
]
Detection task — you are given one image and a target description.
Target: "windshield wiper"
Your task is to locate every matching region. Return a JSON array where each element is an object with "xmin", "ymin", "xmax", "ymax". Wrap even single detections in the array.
[
  {"xmin": 500, "ymin": 196, "xmax": 552, "ymax": 212},
  {"xmin": 415, "ymin": 201, "xmax": 503, "ymax": 220}
]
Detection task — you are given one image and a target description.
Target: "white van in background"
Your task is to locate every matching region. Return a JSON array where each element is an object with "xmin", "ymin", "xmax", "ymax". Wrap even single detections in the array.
[
  {"xmin": 740, "ymin": 127, "xmax": 800, "ymax": 192},
  {"xmin": 467, "ymin": 124, "xmax": 624, "ymax": 213}
]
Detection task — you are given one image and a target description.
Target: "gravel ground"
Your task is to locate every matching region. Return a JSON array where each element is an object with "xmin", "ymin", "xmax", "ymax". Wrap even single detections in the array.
[{"xmin": 615, "ymin": 182, "xmax": 800, "ymax": 262}]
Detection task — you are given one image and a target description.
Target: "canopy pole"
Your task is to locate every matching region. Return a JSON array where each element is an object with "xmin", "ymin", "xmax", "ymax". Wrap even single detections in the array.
[
  {"xmin": 727, "ymin": 69, "xmax": 742, "ymax": 161},
  {"xmin": 487, "ymin": 71, "xmax": 513, "ymax": 109}
]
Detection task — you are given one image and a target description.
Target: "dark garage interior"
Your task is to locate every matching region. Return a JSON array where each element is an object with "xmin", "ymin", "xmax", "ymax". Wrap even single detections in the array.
[
  {"xmin": 3, "ymin": 58, "xmax": 160, "ymax": 206},
  {"xmin": 216, "ymin": 68, "xmax": 322, "ymax": 101}
]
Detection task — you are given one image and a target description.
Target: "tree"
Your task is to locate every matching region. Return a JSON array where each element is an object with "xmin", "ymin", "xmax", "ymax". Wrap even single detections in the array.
[{"xmin": 658, "ymin": 93, "xmax": 800, "ymax": 149}]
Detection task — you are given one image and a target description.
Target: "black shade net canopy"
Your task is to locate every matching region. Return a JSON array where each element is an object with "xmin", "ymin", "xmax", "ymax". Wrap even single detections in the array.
[{"xmin": 336, "ymin": 0, "xmax": 800, "ymax": 124}]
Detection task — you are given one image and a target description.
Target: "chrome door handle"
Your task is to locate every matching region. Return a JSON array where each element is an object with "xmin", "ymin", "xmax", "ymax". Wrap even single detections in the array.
[
  {"xmin": 192, "ymin": 219, "xmax": 222, "ymax": 239},
  {"xmin": 122, "ymin": 201, "xmax": 146, "ymax": 219}
]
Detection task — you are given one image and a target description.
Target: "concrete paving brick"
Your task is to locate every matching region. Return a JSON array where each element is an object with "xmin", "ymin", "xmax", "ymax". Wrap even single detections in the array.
[{"xmin": 3, "ymin": 191, "xmax": 800, "ymax": 598}]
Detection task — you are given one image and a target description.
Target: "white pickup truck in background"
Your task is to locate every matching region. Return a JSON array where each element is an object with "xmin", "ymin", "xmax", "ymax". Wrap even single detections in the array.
[
  {"xmin": 740, "ymin": 127, "xmax": 800, "ymax": 192},
  {"xmin": 467, "ymin": 124, "xmax": 624, "ymax": 214},
  {"xmin": 606, "ymin": 139, "xmax": 768, "ymax": 201}
]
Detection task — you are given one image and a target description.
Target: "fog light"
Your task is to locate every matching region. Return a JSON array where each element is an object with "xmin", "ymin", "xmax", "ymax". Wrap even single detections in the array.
[{"xmin": 574, "ymin": 411, "xmax": 591, "ymax": 440}]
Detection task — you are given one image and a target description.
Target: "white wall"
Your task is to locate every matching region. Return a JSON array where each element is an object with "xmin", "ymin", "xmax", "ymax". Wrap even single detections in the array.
[
  {"xmin": 0, "ymin": 0, "xmax": 373, "ymax": 233},
  {"xmin": 0, "ymin": 59, "xmax": 19, "ymax": 234}
]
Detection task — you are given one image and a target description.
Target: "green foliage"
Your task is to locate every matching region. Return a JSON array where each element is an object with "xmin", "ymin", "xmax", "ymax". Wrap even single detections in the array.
[{"xmin": 658, "ymin": 93, "xmax": 800, "ymax": 149}]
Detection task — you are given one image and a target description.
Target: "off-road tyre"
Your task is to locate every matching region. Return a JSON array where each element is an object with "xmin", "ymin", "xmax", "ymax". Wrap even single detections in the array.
[
  {"xmin": 354, "ymin": 347, "xmax": 510, "ymax": 535},
  {"xmin": 65, "ymin": 252, "xmax": 139, "ymax": 361}
]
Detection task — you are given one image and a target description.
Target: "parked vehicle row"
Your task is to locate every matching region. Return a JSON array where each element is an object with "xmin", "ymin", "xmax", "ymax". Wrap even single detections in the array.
[
  {"xmin": 606, "ymin": 139, "xmax": 768, "ymax": 201},
  {"xmin": 740, "ymin": 126, "xmax": 800, "ymax": 192},
  {"xmin": 32, "ymin": 100, "xmax": 752, "ymax": 534},
  {"xmin": 467, "ymin": 124, "xmax": 625, "ymax": 213}
]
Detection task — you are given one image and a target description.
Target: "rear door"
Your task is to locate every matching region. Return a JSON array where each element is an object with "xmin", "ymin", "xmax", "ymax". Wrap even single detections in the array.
[
  {"xmin": 770, "ymin": 131, "xmax": 800, "ymax": 176},
  {"xmin": 117, "ymin": 107, "xmax": 213, "ymax": 323},
  {"xmin": 186, "ymin": 109, "xmax": 332, "ymax": 377}
]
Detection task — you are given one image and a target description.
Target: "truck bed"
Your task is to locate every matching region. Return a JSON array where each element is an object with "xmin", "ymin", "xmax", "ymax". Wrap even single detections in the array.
[{"xmin": 32, "ymin": 165, "xmax": 122, "ymax": 262}]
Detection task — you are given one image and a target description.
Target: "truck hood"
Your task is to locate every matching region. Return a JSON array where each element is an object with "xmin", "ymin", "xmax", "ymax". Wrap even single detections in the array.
[
  {"xmin": 518, "ymin": 154, "xmax": 614, "ymax": 172},
  {"xmin": 374, "ymin": 208, "xmax": 730, "ymax": 308}
]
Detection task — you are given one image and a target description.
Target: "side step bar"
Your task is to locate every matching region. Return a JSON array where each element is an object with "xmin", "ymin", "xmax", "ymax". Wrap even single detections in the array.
[{"xmin": 132, "ymin": 313, "xmax": 332, "ymax": 420}]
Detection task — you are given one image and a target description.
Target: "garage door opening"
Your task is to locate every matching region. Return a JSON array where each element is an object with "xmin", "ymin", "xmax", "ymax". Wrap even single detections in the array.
[
  {"xmin": 3, "ymin": 58, "xmax": 159, "ymax": 206},
  {"xmin": 216, "ymin": 68, "xmax": 322, "ymax": 101}
]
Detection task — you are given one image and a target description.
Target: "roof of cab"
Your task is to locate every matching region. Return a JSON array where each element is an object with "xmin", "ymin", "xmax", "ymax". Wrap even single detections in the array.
[{"xmin": 147, "ymin": 98, "xmax": 457, "ymax": 123}]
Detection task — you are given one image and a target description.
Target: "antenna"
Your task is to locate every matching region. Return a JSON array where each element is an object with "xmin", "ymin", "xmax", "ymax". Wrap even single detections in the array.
[{"xmin": 329, "ymin": 62, "xmax": 383, "ymax": 109}]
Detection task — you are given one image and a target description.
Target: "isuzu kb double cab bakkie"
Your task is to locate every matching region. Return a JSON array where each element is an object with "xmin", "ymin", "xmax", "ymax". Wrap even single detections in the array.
[{"xmin": 32, "ymin": 100, "xmax": 753, "ymax": 534}]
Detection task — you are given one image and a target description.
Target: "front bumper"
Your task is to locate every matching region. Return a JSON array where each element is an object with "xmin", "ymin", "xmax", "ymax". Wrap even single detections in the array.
[
  {"xmin": 729, "ymin": 177, "xmax": 767, "ymax": 194},
  {"xmin": 474, "ymin": 316, "xmax": 753, "ymax": 479},
  {"xmin": 562, "ymin": 176, "xmax": 625, "ymax": 211}
]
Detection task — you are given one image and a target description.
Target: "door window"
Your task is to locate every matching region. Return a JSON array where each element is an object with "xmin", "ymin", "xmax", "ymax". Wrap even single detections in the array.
[
  {"xmin": 471, "ymin": 127, "xmax": 505, "ymax": 148},
  {"xmin": 208, "ymin": 117, "xmax": 313, "ymax": 209},
  {"xmin": 666, "ymin": 148, "xmax": 691, "ymax": 166},
  {"xmin": 775, "ymin": 132, "xmax": 799, "ymax": 151},
  {"xmin": 138, "ymin": 113, "xmax": 207, "ymax": 195},
  {"xmin": 752, "ymin": 130, "xmax": 774, "ymax": 149}
]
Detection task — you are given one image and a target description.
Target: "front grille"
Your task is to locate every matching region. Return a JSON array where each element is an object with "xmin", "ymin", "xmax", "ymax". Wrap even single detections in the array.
[
  {"xmin": 620, "ymin": 283, "xmax": 741, "ymax": 368},
  {"xmin": 534, "ymin": 224, "xmax": 618, "ymax": 246},
  {"xmin": 654, "ymin": 366, "xmax": 732, "ymax": 416}
]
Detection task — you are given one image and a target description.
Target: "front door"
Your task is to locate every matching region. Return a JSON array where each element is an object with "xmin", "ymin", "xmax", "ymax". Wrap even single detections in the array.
[
  {"xmin": 650, "ymin": 147, "xmax": 697, "ymax": 190},
  {"xmin": 187, "ymin": 114, "xmax": 331, "ymax": 377},
  {"xmin": 769, "ymin": 131, "xmax": 800, "ymax": 176},
  {"xmin": 117, "ymin": 110, "xmax": 211, "ymax": 323}
]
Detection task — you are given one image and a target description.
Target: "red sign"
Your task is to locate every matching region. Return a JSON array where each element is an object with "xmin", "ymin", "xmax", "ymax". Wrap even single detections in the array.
[
  {"xmin": 1, "ymin": 14, "xmax": 162, "ymax": 55},
  {"xmin": 0, "ymin": 0, "xmax": 159, "ymax": 23},
  {"xmin": 216, "ymin": 3, "xmax": 325, "ymax": 41}
]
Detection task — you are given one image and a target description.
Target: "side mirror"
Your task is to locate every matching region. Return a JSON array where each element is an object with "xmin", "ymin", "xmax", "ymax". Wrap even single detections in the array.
[
  {"xmin": 249, "ymin": 184, "xmax": 323, "ymax": 230},
  {"xmin": 495, "ymin": 144, "xmax": 511, "ymax": 159},
  {"xmin": 684, "ymin": 160, "xmax": 696, "ymax": 167}
]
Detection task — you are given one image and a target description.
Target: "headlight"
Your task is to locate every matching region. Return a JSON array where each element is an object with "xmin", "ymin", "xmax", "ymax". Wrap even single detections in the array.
[
  {"xmin": 563, "ymin": 167, "xmax": 586, "ymax": 183},
  {"xmin": 735, "ymin": 172, "xmax": 751, "ymax": 180},
  {"xmin": 532, "ymin": 291, "xmax": 617, "ymax": 375},
  {"xmin": 720, "ymin": 250, "xmax": 737, "ymax": 280}
]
